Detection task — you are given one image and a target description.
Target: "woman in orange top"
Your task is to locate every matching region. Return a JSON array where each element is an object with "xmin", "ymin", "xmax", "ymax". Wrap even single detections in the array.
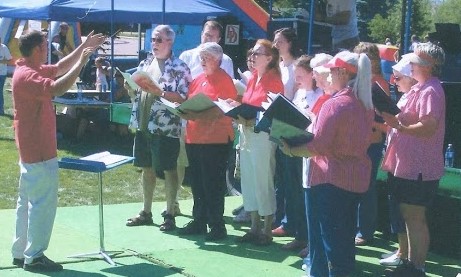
[{"xmin": 178, "ymin": 42, "xmax": 237, "ymax": 241}]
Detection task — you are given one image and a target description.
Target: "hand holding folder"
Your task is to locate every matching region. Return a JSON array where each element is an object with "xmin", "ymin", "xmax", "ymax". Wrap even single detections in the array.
[
  {"xmin": 214, "ymin": 98, "xmax": 264, "ymax": 120},
  {"xmin": 255, "ymin": 93, "xmax": 312, "ymax": 133},
  {"xmin": 372, "ymin": 82, "xmax": 400, "ymax": 115},
  {"xmin": 131, "ymin": 71, "xmax": 163, "ymax": 95},
  {"xmin": 269, "ymin": 119, "xmax": 314, "ymax": 147},
  {"xmin": 158, "ymin": 93, "xmax": 215, "ymax": 116}
]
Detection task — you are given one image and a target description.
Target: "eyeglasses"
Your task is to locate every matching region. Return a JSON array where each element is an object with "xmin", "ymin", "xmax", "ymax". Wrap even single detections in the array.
[
  {"xmin": 251, "ymin": 52, "xmax": 269, "ymax": 57},
  {"xmin": 151, "ymin": 37, "xmax": 167, "ymax": 43},
  {"xmin": 199, "ymin": 55, "xmax": 214, "ymax": 62}
]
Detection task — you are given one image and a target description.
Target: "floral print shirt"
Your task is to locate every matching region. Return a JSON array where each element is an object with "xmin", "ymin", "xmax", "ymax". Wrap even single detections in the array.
[{"xmin": 130, "ymin": 53, "xmax": 191, "ymax": 138}]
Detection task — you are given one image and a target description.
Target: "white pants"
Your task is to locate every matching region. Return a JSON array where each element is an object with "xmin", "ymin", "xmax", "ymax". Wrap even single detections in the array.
[
  {"xmin": 239, "ymin": 125, "xmax": 276, "ymax": 216},
  {"xmin": 12, "ymin": 158, "xmax": 59, "ymax": 264}
]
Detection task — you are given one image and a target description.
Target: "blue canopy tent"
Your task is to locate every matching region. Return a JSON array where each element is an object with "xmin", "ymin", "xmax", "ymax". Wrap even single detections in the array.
[
  {"xmin": 0, "ymin": 0, "xmax": 229, "ymax": 24},
  {"xmin": 0, "ymin": 0, "xmax": 229, "ymax": 100}
]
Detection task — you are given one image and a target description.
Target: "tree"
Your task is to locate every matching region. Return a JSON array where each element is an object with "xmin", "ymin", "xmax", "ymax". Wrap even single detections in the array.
[
  {"xmin": 433, "ymin": 0, "xmax": 461, "ymax": 25},
  {"xmin": 368, "ymin": 0, "xmax": 433, "ymax": 45},
  {"xmin": 357, "ymin": 0, "xmax": 397, "ymax": 42}
]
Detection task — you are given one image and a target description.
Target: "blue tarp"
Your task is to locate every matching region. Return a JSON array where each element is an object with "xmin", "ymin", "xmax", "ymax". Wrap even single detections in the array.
[{"xmin": 0, "ymin": 0, "xmax": 229, "ymax": 24}]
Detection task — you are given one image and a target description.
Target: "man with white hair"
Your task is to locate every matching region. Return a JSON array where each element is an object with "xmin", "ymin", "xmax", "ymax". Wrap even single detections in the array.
[{"xmin": 126, "ymin": 25, "xmax": 191, "ymax": 232}]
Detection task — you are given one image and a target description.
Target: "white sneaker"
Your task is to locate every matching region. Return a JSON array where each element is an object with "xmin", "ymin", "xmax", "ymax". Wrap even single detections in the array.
[
  {"xmin": 379, "ymin": 253, "xmax": 404, "ymax": 266},
  {"xmin": 233, "ymin": 209, "xmax": 251, "ymax": 223},
  {"xmin": 381, "ymin": 250, "xmax": 397, "ymax": 259}
]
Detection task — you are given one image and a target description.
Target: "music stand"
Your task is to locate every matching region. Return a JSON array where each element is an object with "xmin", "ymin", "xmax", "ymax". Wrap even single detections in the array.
[{"xmin": 59, "ymin": 153, "xmax": 134, "ymax": 266}]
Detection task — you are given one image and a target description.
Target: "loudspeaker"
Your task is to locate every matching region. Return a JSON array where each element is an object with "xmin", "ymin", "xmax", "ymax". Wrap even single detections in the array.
[
  {"xmin": 267, "ymin": 18, "xmax": 332, "ymax": 54},
  {"xmin": 434, "ymin": 23, "xmax": 461, "ymax": 54}
]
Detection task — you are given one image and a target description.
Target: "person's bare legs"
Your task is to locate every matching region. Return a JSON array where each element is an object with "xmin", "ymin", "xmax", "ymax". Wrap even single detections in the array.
[
  {"xmin": 263, "ymin": 214, "xmax": 274, "ymax": 238},
  {"xmin": 400, "ymin": 203, "xmax": 428, "ymax": 269},
  {"xmin": 164, "ymin": 169, "xmax": 179, "ymax": 216},
  {"xmin": 249, "ymin": 211, "xmax": 261, "ymax": 234},
  {"xmin": 396, "ymin": 232, "xmax": 409, "ymax": 259},
  {"xmin": 176, "ymin": 165, "xmax": 185, "ymax": 202},
  {"xmin": 141, "ymin": 167, "xmax": 156, "ymax": 213}
]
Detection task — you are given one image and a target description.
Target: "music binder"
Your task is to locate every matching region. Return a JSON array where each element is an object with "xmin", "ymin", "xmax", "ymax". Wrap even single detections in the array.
[
  {"xmin": 159, "ymin": 93, "xmax": 215, "ymax": 116},
  {"xmin": 372, "ymin": 82, "xmax": 400, "ymax": 115},
  {"xmin": 255, "ymin": 94, "xmax": 312, "ymax": 133},
  {"xmin": 214, "ymin": 98, "xmax": 264, "ymax": 120},
  {"xmin": 269, "ymin": 118, "xmax": 314, "ymax": 147},
  {"xmin": 131, "ymin": 71, "xmax": 163, "ymax": 94}
]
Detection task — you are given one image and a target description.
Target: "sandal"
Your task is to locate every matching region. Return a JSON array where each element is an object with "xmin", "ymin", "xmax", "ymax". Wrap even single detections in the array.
[
  {"xmin": 253, "ymin": 234, "xmax": 273, "ymax": 246},
  {"xmin": 126, "ymin": 210, "xmax": 153, "ymax": 226},
  {"xmin": 159, "ymin": 214, "xmax": 176, "ymax": 231},
  {"xmin": 236, "ymin": 232, "xmax": 259, "ymax": 243}
]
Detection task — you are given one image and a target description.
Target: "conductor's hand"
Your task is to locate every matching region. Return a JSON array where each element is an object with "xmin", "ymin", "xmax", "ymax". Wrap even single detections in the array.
[
  {"xmin": 83, "ymin": 31, "xmax": 106, "ymax": 49},
  {"xmin": 80, "ymin": 47, "xmax": 95, "ymax": 64}
]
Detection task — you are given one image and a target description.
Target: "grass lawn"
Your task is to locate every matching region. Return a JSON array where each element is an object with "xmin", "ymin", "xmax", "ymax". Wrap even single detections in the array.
[{"xmin": 0, "ymin": 78, "xmax": 192, "ymax": 209}]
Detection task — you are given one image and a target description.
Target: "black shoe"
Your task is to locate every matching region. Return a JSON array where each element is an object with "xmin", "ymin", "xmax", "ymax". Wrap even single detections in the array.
[
  {"xmin": 12, "ymin": 258, "xmax": 24, "ymax": 268},
  {"xmin": 159, "ymin": 214, "xmax": 176, "ymax": 231},
  {"xmin": 23, "ymin": 255, "xmax": 63, "ymax": 272},
  {"xmin": 178, "ymin": 220, "xmax": 207, "ymax": 235},
  {"xmin": 205, "ymin": 227, "xmax": 227, "ymax": 241}
]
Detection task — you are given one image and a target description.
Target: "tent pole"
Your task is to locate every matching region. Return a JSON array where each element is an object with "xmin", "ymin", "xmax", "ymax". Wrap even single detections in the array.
[
  {"xmin": 138, "ymin": 23, "xmax": 142, "ymax": 63},
  {"xmin": 110, "ymin": 0, "xmax": 115, "ymax": 102},
  {"xmin": 307, "ymin": 0, "xmax": 315, "ymax": 55},
  {"xmin": 269, "ymin": 0, "xmax": 273, "ymax": 20},
  {"xmin": 404, "ymin": 0, "xmax": 412, "ymax": 54},
  {"xmin": 162, "ymin": 0, "xmax": 166, "ymax": 24},
  {"xmin": 399, "ymin": 0, "xmax": 407, "ymax": 58},
  {"xmin": 47, "ymin": 20, "xmax": 52, "ymax": 65}
]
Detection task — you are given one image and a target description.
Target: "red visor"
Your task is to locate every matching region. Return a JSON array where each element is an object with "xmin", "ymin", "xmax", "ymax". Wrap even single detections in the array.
[{"xmin": 324, "ymin": 56, "xmax": 358, "ymax": 74}]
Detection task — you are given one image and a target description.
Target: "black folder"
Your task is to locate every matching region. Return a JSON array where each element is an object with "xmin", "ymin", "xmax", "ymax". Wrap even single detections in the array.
[
  {"xmin": 372, "ymin": 82, "xmax": 400, "ymax": 115},
  {"xmin": 255, "ymin": 94, "xmax": 312, "ymax": 133},
  {"xmin": 269, "ymin": 119, "xmax": 314, "ymax": 147},
  {"xmin": 225, "ymin": 103, "xmax": 264, "ymax": 120}
]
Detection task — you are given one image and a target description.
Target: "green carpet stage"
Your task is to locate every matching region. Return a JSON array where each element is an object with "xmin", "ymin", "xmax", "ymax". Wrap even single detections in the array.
[{"xmin": 0, "ymin": 196, "xmax": 459, "ymax": 276}]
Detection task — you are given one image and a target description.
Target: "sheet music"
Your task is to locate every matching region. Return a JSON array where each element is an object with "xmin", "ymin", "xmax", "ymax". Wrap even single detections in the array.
[
  {"xmin": 116, "ymin": 67, "xmax": 140, "ymax": 91},
  {"xmin": 81, "ymin": 151, "xmax": 129, "ymax": 166}
]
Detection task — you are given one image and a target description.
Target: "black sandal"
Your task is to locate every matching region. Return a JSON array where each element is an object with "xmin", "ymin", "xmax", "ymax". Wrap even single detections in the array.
[
  {"xmin": 236, "ymin": 232, "xmax": 259, "ymax": 243},
  {"xmin": 159, "ymin": 214, "xmax": 176, "ymax": 231},
  {"xmin": 126, "ymin": 210, "xmax": 153, "ymax": 226},
  {"xmin": 253, "ymin": 234, "xmax": 273, "ymax": 246}
]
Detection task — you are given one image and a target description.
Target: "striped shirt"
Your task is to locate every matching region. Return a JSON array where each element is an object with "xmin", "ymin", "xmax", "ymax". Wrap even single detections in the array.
[
  {"xmin": 382, "ymin": 77, "xmax": 445, "ymax": 181},
  {"xmin": 306, "ymin": 87, "xmax": 374, "ymax": 193}
]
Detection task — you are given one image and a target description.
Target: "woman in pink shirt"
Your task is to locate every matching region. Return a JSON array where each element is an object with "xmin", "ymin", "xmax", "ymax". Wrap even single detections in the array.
[
  {"xmin": 381, "ymin": 43, "xmax": 446, "ymax": 277},
  {"xmin": 281, "ymin": 51, "xmax": 374, "ymax": 276}
]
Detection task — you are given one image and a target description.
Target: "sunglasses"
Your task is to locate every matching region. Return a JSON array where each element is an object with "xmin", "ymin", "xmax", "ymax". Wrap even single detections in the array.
[{"xmin": 151, "ymin": 37, "xmax": 167, "ymax": 43}]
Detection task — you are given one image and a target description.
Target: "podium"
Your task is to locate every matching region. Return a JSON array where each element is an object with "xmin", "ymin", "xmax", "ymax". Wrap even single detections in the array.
[{"xmin": 59, "ymin": 153, "xmax": 134, "ymax": 265}]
